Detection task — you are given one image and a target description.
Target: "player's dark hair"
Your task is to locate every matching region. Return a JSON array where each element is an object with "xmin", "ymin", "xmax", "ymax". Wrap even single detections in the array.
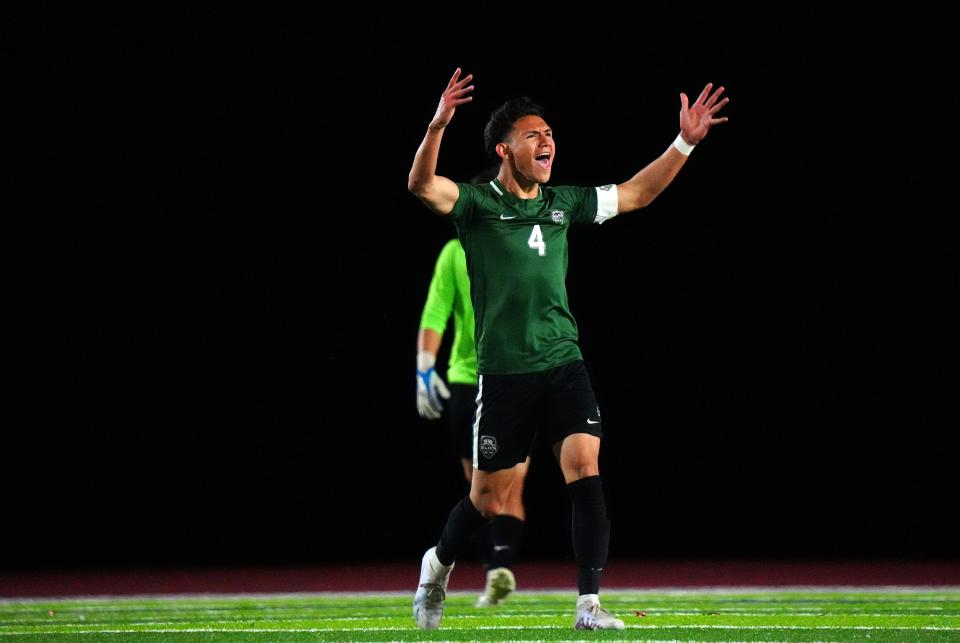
[{"xmin": 483, "ymin": 97, "xmax": 546, "ymax": 162}]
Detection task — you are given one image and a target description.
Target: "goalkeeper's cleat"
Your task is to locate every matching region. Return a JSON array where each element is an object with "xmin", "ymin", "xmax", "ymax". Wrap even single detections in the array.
[{"xmin": 475, "ymin": 566, "xmax": 516, "ymax": 607}]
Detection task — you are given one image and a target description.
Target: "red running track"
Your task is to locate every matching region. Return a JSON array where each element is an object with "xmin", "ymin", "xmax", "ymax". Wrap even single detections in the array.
[{"xmin": 2, "ymin": 560, "xmax": 959, "ymax": 598}]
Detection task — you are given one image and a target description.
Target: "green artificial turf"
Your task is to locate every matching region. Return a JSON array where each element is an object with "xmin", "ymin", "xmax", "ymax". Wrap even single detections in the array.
[{"xmin": 1, "ymin": 588, "xmax": 958, "ymax": 641}]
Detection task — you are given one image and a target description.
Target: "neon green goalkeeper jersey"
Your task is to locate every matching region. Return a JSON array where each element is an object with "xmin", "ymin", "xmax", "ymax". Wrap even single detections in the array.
[
  {"xmin": 450, "ymin": 178, "xmax": 619, "ymax": 375},
  {"xmin": 419, "ymin": 239, "xmax": 478, "ymax": 385}
]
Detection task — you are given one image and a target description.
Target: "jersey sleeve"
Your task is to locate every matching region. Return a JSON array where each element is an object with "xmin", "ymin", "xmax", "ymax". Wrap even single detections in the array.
[
  {"xmin": 449, "ymin": 182, "xmax": 481, "ymax": 224},
  {"xmin": 419, "ymin": 240, "xmax": 459, "ymax": 334},
  {"xmin": 566, "ymin": 184, "xmax": 619, "ymax": 225},
  {"xmin": 592, "ymin": 184, "xmax": 619, "ymax": 224}
]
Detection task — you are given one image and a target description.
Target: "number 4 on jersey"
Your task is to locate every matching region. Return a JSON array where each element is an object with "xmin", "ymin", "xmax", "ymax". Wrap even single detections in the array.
[{"xmin": 528, "ymin": 224, "xmax": 546, "ymax": 256}]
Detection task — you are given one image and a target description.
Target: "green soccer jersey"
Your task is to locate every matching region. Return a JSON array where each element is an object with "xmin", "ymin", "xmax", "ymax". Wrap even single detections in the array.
[
  {"xmin": 450, "ymin": 178, "xmax": 619, "ymax": 375},
  {"xmin": 419, "ymin": 239, "xmax": 478, "ymax": 385}
]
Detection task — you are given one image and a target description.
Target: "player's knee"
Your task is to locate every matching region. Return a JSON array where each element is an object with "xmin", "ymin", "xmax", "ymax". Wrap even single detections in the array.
[
  {"xmin": 475, "ymin": 497, "xmax": 503, "ymax": 519},
  {"xmin": 469, "ymin": 488, "xmax": 503, "ymax": 518},
  {"xmin": 565, "ymin": 461, "xmax": 600, "ymax": 481}
]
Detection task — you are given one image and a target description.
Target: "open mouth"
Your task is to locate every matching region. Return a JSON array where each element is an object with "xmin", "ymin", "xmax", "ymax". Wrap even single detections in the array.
[{"xmin": 535, "ymin": 152, "xmax": 551, "ymax": 169}]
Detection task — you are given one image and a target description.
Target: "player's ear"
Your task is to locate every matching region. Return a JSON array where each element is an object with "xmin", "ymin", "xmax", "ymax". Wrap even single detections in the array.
[{"xmin": 496, "ymin": 142, "xmax": 510, "ymax": 160}]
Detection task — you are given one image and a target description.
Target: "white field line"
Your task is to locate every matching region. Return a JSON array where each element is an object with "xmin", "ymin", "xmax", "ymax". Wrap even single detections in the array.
[
  {"xmin": 3, "ymin": 586, "xmax": 960, "ymax": 603},
  {"xmin": 1, "ymin": 624, "xmax": 959, "ymax": 634},
  {"xmin": 0, "ymin": 596, "xmax": 960, "ymax": 618},
  {"xmin": 3, "ymin": 611, "xmax": 960, "ymax": 624}
]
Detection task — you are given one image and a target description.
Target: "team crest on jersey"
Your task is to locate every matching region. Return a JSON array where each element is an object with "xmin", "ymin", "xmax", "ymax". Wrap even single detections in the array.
[
  {"xmin": 479, "ymin": 435, "xmax": 499, "ymax": 459},
  {"xmin": 549, "ymin": 209, "xmax": 565, "ymax": 225}
]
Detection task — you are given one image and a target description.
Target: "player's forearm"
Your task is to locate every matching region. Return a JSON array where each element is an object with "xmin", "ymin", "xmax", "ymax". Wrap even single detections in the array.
[
  {"xmin": 618, "ymin": 144, "xmax": 689, "ymax": 213},
  {"xmin": 417, "ymin": 328, "xmax": 443, "ymax": 370},
  {"xmin": 407, "ymin": 125, "xmax": 460, "ymax": 215},
  {"xmin": 407, "ymin": 126, "xmax": 446, "ymax": 195}
]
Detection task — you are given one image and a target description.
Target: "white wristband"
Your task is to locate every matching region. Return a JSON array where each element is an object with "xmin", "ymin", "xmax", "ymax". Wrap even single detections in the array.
[
  {"xmin": 417, "ymin": 351, "xmax": 436, "ymax": 372},
  {"xmin": 673, "ymin": 133, "xmax": 695, "ymax": 156}
]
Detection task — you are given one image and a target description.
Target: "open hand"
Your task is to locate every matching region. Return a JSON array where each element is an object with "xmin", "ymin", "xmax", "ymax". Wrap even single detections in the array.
[
  {"xmin": 430, "ymin": 68, "xmax": 475, "ymax": 130},
  {"xmin": 679, "ymin": 83, "xmax": 730, "ymax": 145}
]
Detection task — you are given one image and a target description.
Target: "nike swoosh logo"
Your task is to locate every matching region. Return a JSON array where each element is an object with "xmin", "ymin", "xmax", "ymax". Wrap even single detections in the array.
[
  {"xmin": 587, "ymin": 419, "xmax": 600, "ymax": 424},
  {"xmin": 500, "ymin": 214, "xmax": 517, "ymax": 220}
]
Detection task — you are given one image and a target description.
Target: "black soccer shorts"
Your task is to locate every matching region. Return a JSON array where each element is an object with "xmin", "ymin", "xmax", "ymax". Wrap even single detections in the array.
[{"xmin": 473, "ymin": 359, "xmax": 602, "ymax": 472}]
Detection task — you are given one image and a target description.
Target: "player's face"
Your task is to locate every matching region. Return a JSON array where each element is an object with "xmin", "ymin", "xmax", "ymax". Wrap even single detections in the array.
[{"xmin": 506, "ymin": 115, "xmax": 554, "ymax": 184}]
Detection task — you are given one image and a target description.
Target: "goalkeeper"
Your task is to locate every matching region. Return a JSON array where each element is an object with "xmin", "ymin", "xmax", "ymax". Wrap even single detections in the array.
[{"xmin": 417, "ymin": 233, "xmax": 528, "ymax": 609}]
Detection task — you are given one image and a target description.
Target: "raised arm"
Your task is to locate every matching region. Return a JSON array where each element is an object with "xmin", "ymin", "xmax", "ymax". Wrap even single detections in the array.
[
  {"xmin": 408, "ymin": 68, "xmax": 475, "ymax": 216},
  {"xmin": 616, "ymin": 83, "xmax": 730, "ymax": 214}
]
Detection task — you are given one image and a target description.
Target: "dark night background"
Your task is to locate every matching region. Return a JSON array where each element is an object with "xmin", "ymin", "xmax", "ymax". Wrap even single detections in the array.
[{"xmin": 8, "ymin": 13, "xmax": 957, "ymax": 572}]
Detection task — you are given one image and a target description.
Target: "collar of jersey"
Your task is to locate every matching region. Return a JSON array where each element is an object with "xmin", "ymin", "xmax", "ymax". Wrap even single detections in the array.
[{"xmin": 491, "ymin": 178, "xmax": 544, "ymax": 212}]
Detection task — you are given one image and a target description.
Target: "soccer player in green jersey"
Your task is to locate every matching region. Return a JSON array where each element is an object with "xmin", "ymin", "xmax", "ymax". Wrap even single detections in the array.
[
  {"xmin": 417, "ymin": 232, "xmax": 529, "ymax": 608},
  {"xmin": 408, "ymin": 68, "xmax": 729, "ymax": 631}
]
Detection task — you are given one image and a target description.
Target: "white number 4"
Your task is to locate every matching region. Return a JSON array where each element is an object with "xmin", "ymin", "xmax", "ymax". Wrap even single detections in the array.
[{"xmin": 528, "ymin": 224, "xmax": 546, "ymax": 256}]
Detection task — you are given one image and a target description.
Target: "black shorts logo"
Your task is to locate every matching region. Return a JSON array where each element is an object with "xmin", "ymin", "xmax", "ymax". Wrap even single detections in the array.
[{"xmin": 479, "ymin": 435, "xmax": 499, "ymax": 459}]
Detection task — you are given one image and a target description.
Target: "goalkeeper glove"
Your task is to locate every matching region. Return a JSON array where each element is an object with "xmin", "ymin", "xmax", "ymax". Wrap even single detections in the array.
[{"xmin": 416, "ymin": 352, "xmax": 451, "ymax": 419}]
